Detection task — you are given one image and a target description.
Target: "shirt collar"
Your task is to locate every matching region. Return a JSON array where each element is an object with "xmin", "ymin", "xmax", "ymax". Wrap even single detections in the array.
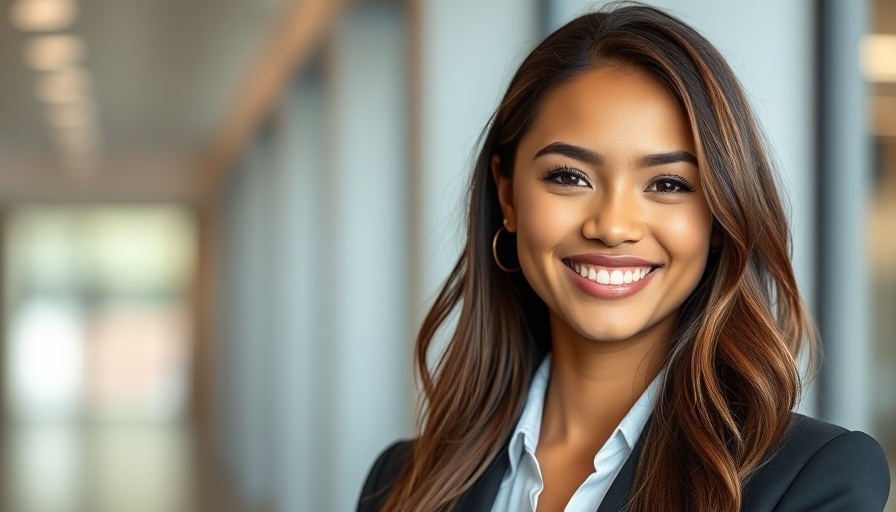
[
  {"xmin": 612, "ymin": 364, "xmax": 665, "ymax": 453},
  {"xmin": 505, "ymin": 354, "xmax": 666, "ymax": 477},
  {"xmin": 506, "ymin": 354, "xmax": 551, "ymax": 476}
]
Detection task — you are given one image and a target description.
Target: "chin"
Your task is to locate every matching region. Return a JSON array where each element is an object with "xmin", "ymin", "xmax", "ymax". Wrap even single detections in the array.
[{"xmin": 573, "ymin": 321, "xmax": 645, "ymax": 344}]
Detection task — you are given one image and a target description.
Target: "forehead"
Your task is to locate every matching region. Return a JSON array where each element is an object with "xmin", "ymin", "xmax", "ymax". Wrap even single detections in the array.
[{"xmin": 519, "ymin": 66, "xmax": 695, "ymax": 158}]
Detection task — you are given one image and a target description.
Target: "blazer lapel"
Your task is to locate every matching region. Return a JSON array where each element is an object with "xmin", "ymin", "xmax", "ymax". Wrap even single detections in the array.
[
  {"xmin": 451, "ymin": 447, "xmax": 510, "ymax": 512},
  {"xmin": 450, "ymin": 419, "xmax": 650, "ymax": 512}
]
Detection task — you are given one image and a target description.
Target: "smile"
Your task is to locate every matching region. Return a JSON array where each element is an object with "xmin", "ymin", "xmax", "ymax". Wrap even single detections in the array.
[
  {"xmin": 565, "ymin": 261, "xmax": 654, "ymax": 285},
  {"xmin": 561, "ymin": 256, "xmax": 661, "ymax": 299}
]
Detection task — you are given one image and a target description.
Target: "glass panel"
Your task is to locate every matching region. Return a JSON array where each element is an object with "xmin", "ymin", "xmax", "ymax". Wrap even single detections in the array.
[
  {"xmin": 3, "ymin": 205, "xmax": 195, "ymax": 422},
  {"xmin": 2, "ymin": 205, "xmax": 197, "ymax": 512}
]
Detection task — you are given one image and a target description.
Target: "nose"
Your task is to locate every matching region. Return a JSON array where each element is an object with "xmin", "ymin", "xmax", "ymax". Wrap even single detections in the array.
[{"xmin": 581, "ymin": 188, "xmax": 646, "ymax": 246}]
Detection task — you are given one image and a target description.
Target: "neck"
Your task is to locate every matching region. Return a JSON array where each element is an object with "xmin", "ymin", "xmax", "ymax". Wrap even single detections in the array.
[{"xmin": 539, "ymin": 312, "xmax": 673, "ymax": 451}]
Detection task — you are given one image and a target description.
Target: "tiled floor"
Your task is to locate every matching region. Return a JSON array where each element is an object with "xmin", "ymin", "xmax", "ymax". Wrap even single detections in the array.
[{"xmin": 0, "ymin": 420, "xmax": 249, "ymax": 512}]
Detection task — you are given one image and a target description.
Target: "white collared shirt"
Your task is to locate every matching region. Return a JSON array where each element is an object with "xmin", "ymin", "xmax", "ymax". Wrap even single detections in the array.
[{"xmin": 491, "ymin": 355, "xmax": 664, "ymax": 512}]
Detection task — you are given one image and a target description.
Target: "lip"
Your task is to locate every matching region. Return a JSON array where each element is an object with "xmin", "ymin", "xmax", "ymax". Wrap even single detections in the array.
[
  {"xmin": 562, "ymin": 257, "xmax": 659, "ymax": 299},
  {"xmin": 563, "ymin": 254, "xmax": 660, "ymax": 267}
]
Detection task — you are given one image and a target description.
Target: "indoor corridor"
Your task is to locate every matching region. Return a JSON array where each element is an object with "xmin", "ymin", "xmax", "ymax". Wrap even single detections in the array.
[{"xmin": 0, "ymin": 0, "xmax": 894, "ymax": 511}]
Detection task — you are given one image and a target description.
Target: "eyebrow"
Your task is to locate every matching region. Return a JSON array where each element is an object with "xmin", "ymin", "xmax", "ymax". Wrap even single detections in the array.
[
  {"xmin": 637, "ymin": 150, "xmax": 698, "ymax": 168},
  {"xmin": 534, "ymin": 142, "xmax": 602, "ymax": 165},
  {"xmin": 534, "ymin": 142, "xmax": 698, "ymax": 168}
]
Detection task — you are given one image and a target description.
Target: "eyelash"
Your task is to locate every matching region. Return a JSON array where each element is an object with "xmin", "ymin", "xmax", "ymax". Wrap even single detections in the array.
[
  {"xmin": 649, "ymin": 174, "xmax": 697, "ymax": 194},
  {"xmin": 538, "ymin": 167, "xmax": 697, "ymax": 194},
  {"xmin": 538, "ymin": 166, "xmax": 590, "ymax": 187}
]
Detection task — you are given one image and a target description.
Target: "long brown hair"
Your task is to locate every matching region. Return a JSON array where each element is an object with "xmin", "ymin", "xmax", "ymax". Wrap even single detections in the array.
[{"xmin": 383, "ymin": 4, "xmax": 815, "ymax": 511}]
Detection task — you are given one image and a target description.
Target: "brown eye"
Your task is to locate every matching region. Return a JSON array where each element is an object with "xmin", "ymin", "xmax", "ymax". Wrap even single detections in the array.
[
  {"xmin": 654, "ymin": 179, "xmax": 681, "ymax": 193},
  {"xmin": 646, "ymin": 174, "xmax": 696, "ymax": 194},
  {"xmin": 540, "ymin": 166, "xmax": 591, "ymax": 188},
  {"xmin": 556, "ymin": 172, "xmax": 586, "ymax": 187}
]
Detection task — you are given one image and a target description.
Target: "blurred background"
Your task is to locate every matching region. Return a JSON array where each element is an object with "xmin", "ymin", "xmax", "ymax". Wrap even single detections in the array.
[{"xmin": 0, "ymin": 0, "xmax": 892, "ymax": 510}]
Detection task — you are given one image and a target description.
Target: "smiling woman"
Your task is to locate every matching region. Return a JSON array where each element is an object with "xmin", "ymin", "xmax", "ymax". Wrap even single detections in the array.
[
  {"xmin": 496, "ymin": 67, "xmax": 713, "ymax": 348},
  {"xmin": 357, "ymin": 4, "xmax": 890, "ymax": 512}
]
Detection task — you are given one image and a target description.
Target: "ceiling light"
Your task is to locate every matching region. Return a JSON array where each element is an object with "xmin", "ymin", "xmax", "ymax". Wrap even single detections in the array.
[
  {"xmin": 46, "ymin": 101, "xmax": 94, "ymax": 128},
  {"xmin": 861, "ymin": 34, "xmax": 896, "ymax": 83},
  {"xmin": 36, "ymin": 67, "xmax": 91, "ymax": 103},
  {"xmin": 23, "ymin": 35, "xmax": 86, "ymax": 71},
  {"xmin": 61, "ymin": 145, "xmax": 101, "ymax": 177},
  {"xmin": 65, "ymin": 152, "xmax": 98, "ymax": 168},
  {"xmin": 9, "ymin": 0, "xmax": 78, "ymax": 32},
  {"xmin": 62, "ymin": 159, "xmax": 99, "ymax": 179},
  {"xmin": 54, "ymin": 128, "xmax": 99, "ymax": 154}
]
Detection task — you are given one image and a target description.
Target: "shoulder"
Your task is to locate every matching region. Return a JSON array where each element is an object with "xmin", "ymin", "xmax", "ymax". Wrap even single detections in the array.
[
  {"xmin": 742, "ymin": 413, "xmax": 891, "ymax": 512},
  {"xmin": 356, "ymin": 439, "xmax": 414, "ymax": 512}
]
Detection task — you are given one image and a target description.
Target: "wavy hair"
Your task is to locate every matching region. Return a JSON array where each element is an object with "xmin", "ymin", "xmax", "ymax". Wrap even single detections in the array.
[{"xmin": 382, "ymin": 4, "xmax": 816, "ymax": 511}]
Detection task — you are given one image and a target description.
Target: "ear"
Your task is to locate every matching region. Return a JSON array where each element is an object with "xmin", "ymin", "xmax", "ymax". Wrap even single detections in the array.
[{"xmin": 491, "ymin": 155, "xmax": 517, "ymax": 232}]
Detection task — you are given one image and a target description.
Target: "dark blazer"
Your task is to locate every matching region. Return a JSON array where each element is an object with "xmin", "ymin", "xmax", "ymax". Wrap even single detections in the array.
[{"xmin": 357, "ymin": 413, "xmax": 890, "ymax": 511}]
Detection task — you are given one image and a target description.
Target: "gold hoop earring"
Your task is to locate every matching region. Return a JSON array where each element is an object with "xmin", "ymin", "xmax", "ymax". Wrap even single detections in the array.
[{"xmin": 492, "ymin": 226, "xmax": 520, "ymax": 272}]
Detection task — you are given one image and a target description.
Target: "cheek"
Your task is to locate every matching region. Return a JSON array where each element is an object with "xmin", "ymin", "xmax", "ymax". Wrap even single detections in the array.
[
  {"xmin": 654, "ymin": 204, "xmax": 713, "ymax": 271},
  {"xmin": 514, "ymin": 190, "xmax": 580, "ymax": 258}
]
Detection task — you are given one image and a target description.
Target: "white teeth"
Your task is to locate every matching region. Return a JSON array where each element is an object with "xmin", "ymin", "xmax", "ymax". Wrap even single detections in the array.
[
  {"xmin": 609, "ymin": 270, "xmax": 624, "ymax": 285},
  {"xmin": 570, "ymin": 261, "xmax": 654, "ymax": 285}
]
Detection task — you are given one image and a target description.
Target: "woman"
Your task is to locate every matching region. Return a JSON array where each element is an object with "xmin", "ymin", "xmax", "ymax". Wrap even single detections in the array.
[{"xmin": 358, "ymin": 4, "xmax": 890, "ymax": 511}]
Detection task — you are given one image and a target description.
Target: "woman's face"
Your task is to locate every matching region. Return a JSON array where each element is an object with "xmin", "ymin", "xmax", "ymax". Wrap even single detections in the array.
[{"xmin": 494, "ymin": 66, "xmax": 713, "ymax": 345}]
